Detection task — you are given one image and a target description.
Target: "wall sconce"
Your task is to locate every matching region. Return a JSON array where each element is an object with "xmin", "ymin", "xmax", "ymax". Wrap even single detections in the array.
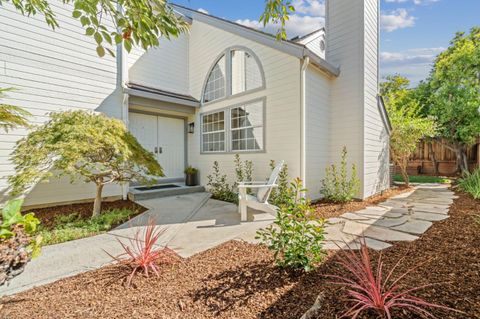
[{"xmin": 188, "ymin": 122, "xmax": 195, "ymax": 134}]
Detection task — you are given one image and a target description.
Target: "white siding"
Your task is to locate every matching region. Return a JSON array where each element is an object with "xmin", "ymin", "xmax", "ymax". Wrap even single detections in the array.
[
  {"xmin": 326, "ymin": 0, "xmax": 388, "ymax": 198},
  {"xmin": 0, "ymin": 3, "xmax": 122, "ymax": 206},
  {"xmin": 304, "ymin": 66, "xmax": 332, "ymax": 199},
  {"xmin": 187, "ymin": 21, "xmax": 301, "ymax": 187},
  {"xmin": 127, "ymin": 34, "xmax": 190, "ymax": 95},
  {"xmin": 363, "ymin": 0, "xmax": 390, "ymax": 195}
]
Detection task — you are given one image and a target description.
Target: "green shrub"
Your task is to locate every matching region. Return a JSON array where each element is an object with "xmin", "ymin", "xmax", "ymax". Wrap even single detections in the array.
[
  {"xmin": 458, "ymin": 169, "xmax": 480, "ymax": 199},
  {"xmin": 38, "ymin": 208, "xmax": 137, "ymax": 245},
  {"xmin": 206, "ymin": 161, "xmax": 237, "ymax": 203},
  {"xmin": 256, "ymin": 178, "xmax": 326, "ymax": 272},
  {"xmin": 320, "ymin": 146, "xmax": 360, "ymax": 203},
  {"xmin": 234, "ymin": 154, "xmax": 254, "ymax": 194},
  {"xmin": 184, "ymin": 166, "xmax": 198, "ymax": 174},
  {"xmin": 268, "ymin": 160, "xmax": 289, "ymax": 207}
]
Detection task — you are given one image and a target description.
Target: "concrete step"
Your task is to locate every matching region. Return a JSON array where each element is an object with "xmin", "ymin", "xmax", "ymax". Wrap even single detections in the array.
[{"xmin": 128, "ymin": 183, "xmax": 205, "ymax": 201}]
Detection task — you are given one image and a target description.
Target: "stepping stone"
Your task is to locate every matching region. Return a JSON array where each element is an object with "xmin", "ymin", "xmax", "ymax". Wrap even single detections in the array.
[
  {"xmin": 326, "ymin": 217, "xmax": 344, "ymax": 225},
  {"xmin": 324, "ymin": 238, "xmax": 392, "ymax": 251},
  {"xmin": 340, "ymin": 212, "xmax": 372, "ymax": 221},
  {"xmin": 410, "ymin": 211, "xmax": 449, "ymax": 222},
  {"xmin": 380, "ymin": 201, "xmax": 411, "ymax": 209},
  {"xmin": 324, "ymin": 223, "xmax": 358, "ymax": 243},
  {"xmin": 391, "ymin": 220, "xmax": 433, "ymax": 235},
  {"xmin": 356, "ymin": 215, "xmax": 409, "ymax": 228},
  {"xmin": 411, "ymin": 207, "xmax": 450, "ymax": 215},
  {"xmin": 356, "ymin": 209, "xmax": 404, "ymax": 219},
  {"xmin": 343, "ymin": 221, "xmax": 419, "ymax": 242}
]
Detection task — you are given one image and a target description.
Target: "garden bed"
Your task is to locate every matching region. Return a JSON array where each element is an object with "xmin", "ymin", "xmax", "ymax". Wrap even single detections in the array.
[
  {"xmin": 1, "ymin": 191, "xmax": 478, "ymax": 319},
  {"xmin": 30, "ymin": 200, "xmax": 147, "ymax": 246},
  {"xmin": 312, "ymin": 185, "xmax": 413, "ymax": 219}
]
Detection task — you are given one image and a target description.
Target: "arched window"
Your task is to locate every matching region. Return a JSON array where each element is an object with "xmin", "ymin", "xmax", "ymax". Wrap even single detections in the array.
[
  {"xmin": 202, "ymin": 47, "xmax": 265, "ymax": 104},
  {"xmin": 203, "ymin": 55, "xmax": 226, "ymax": 103}
]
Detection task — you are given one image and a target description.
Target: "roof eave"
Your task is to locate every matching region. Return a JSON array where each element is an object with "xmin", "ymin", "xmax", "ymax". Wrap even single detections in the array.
[{"xmin": 173, "ymin": 4, "xmax": 340, "ymax": 77}]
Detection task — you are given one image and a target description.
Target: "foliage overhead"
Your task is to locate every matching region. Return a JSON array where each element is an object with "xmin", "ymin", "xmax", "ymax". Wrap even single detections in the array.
[
  {"xmin": 0, "ymin": 88, "xmax": 31, "ymax": 132},
  {"xmin": 256, "ymin": 178, "xmax": 325, "ymax": 272},
  {"xmin": 381, "ymin": 75, "xmax": 436, "ymax": 186},
  {"xmin": 259, "ymin": 0, "xmax": 295, "ymax": 40},
  {"xmin": 0, "ymin": 0, "xmax": 189, "ymax": 56}
]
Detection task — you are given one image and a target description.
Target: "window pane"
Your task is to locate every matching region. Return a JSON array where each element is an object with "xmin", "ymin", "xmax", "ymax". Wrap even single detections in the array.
[
  {"xmin": 202, "ymin": 111, "xmax": 226, "ymax": 152},
  {"xmin": 231, "ymin": 50, "xmax": 262, "ymax": 95},
  {"xmin": 230, "ymin": 100, "xmax": 264, "ymax": 151},
  {"xmin": 203, "ymin": 55, "xmax": 226, "ymax": 103}
]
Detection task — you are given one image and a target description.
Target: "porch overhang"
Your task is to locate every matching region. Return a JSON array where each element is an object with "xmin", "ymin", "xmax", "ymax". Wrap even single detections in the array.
[{"xmin": 125, "ymin": 83, "xmax": 200, "ymax": 108}]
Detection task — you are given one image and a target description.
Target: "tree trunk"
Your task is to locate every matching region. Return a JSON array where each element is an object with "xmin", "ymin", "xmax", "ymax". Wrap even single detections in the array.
[
  {"xmin": 454, "ymin": 144, "xmax": 469, "ymax": 175},
  {"xmin": 93, "ymin": 183, "xmax": 104, "ymax": 217},
  {"xmin": 428, "ymin": 142, "xmax": 439, "ymax": 175},
  {"xmin": 400, "ymin": 168, "xmax": 410, "ymax": 187}
]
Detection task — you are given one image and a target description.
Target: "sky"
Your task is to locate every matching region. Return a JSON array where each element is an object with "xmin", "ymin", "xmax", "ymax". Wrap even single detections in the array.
[{"xmin": 173, "ymin": 0, "xmax": 480, "ymax": 86}]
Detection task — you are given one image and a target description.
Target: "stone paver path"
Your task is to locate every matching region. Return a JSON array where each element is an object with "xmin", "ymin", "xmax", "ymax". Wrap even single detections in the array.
[{"xmin": 324, "ymin": 184, "xmax": 457, "ymax": 250}]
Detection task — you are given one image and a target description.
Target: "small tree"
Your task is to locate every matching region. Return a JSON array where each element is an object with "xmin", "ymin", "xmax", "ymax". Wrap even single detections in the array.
[
  {"xmin": 9, "ymin": 110, "xmax": 163, "ymax": 217},
  {"xmin": 381, "ymin": 75, "xmax": 436, "ymax": 186}
]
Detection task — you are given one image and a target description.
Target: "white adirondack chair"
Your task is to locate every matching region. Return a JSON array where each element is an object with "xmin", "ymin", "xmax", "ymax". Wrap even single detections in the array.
[{"xmin": 237, "ymin": 161, "xmax": 285, "ymax": 222}]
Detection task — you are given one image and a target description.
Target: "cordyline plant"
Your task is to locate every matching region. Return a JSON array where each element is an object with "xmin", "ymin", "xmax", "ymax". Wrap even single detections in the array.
[
  {"xmin": 106, "ymin": 223, "xmax": 176, "ymax": 287},
  {"xmin": 9, "ymin": 110, "xmax": 164, "ymax": 217},
  {"xmin": 328, "ymin": 239, "xmax": 459, "ymax": 319}
]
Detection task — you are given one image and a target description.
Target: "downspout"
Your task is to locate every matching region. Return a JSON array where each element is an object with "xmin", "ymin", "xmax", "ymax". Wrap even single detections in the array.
[
  {"xmin": 300, "ymin": 56, "xmax": 309, "ymax": 192},
  {"xmin": 117, "ymin": 3, "xmax": 129, "ymax": 200}
]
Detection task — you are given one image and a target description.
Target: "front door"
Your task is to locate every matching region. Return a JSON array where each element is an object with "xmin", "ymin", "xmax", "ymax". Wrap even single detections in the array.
[{"xmin": 129, "ymin": 112, "xmax": 185, "ymax": 179}]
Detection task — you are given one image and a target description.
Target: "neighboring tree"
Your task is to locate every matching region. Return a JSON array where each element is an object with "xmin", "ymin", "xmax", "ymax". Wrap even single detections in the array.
[
  {"xmin": 260, "ymin": 0, "xmax": 295, "ymax": 40},
  {"xmin": 1, "ymin": 0, "xmax": 189, "ymax": 56},
  {"xmin": 420, "ymin": 27, "xmax": 480, "ymax": 174},
  {"xmin": 9, "ymin": 111, "xmax": 163, "ymax": 217},
  {"xmin": 381, "ymin": 75, "xmax": 436, "ymax": 186},
  {"xmin": 0, "ymin": 88, "xmax": 30, "ymax": 132}
]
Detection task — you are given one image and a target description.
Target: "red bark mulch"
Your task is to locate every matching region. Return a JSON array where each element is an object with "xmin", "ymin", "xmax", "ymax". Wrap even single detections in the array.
[
  {"xmin": 29, "ymin": 200, "xmax": 148, "ymax": 229},
  {"xmin": 1, "ymin": 191, "xmax": 479, "ymax": 319}
]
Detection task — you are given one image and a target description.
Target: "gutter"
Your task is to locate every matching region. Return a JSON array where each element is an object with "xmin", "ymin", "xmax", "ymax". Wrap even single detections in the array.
[{"xmin": 300, "ymin": 56, "xmax": 309, "ymax": 191}]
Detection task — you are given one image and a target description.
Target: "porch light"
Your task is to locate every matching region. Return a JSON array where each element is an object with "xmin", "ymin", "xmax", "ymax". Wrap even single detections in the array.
[{"xmin": 188, "ymin": 122, "xmax": 195, "ymax": 134}]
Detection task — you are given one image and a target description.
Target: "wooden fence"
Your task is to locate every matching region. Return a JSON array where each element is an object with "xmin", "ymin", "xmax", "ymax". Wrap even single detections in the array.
[{"xmin": 399, "ymin": 138, "xmax": 480, "ymax": 176}]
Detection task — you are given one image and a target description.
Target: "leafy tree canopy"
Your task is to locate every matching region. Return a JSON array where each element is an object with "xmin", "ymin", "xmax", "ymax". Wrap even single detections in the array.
[
  {"xmin": 381, "ymin": 75, "xmax": 436, "ymax": 186},
  {"xmin": 260, "ymin": 0, "xmax": 295, "ymax": 40},
  {"xmin": 0, "ymin": 0, "xmax": 189, "ymax": 56},
  {"xmin": 426, "ymin": 27, "xmax": 480, "ymax": 147},
  {"xmin": 9, "ymin": 110, "xmax": 163, "ymax": 216}
]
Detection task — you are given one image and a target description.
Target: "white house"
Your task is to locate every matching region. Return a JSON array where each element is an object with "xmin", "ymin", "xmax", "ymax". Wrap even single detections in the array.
[{"xmin": 0, "ymin": 0, "xmax": 391, "ymax": 208}]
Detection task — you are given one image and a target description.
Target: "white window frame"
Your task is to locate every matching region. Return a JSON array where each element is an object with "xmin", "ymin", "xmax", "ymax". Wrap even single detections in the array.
[
  {"xmin": 201, "ymin": 111, "xmax": 226, "ymax": 153},
  {"xmin": 201, "ymin": 46, "xmax": 266, "ymax": 105},
  {"xmin": 200, "ymin": 98, "xmax": 266, "ymax": 154},
  {"xmin": 230, "ymin": 101, "xmax": 265, "ymax": 152}
]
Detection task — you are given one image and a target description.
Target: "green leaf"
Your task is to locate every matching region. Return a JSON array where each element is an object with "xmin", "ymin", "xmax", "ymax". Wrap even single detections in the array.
[
  {"xmin": 124, "ymin": 39, "xmax": 132, "ymax": 52},
  {"xmin": 96, "ymin": 46, "xmax": 105, "ymax": 57},
  {"xmin": 2, "ymin": 199, "xmax": 24, "ymax": 227},
  {"xmin": 0, "ymin": 228, "xmax": 14, "ymax": 239},
  {"xmin": 80, "ymin": 16, "xmax": 90, "ymax": 27},
  {"xmin": 72, "ymin": 10, "xmax": 82, "ymax": 18},
  {"xmin": 23, "ymin": 213, "xmax": 40, "ymax": 234},
  {"xmin": 85, "ymin": 27, "xmax": 95, "ymax": 36},
  {"xmin": 94, "ymin": 32, "xmax": 102, "ymax": 44}
]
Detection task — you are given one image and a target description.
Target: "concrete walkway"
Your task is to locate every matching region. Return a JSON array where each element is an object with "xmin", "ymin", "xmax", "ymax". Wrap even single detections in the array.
[
  {"xmin": 323, "ymin": 184, "xmax": 456, "ymax": 250},
  {"xmin": 0, "ymin": 193, "xmax": 274, "ymax": 296}
]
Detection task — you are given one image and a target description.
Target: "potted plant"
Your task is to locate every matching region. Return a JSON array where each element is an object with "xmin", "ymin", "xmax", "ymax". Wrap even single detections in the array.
[{"xmin": 184, "ymin": 166, "xmax": 198, "ymax": 186}]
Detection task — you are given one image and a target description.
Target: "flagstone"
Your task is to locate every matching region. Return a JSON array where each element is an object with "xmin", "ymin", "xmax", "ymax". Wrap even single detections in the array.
[
  {"xmin": 342, "ymin": 221, "xmax": 419, "ymax": 242},
  {"xmin": 391, "ymin": 220, "xmax": 433, "ymax": 235},
  {"xmin": 410, "ymin": 211, "xmax": 449, "ymax": 222}
]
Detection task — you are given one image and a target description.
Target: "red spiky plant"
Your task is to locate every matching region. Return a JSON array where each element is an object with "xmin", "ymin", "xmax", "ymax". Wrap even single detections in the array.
[
  {"xmin": 329, "ymin": 239, "xmax": 458, "ymax": 319},
  {"xmin": 107, "ymin": 222, "xmax": 176, "ymax": 286}
]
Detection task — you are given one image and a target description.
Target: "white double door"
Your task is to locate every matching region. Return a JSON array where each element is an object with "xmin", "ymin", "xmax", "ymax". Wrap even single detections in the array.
[{"xmin": 129, "ymin": 112, "xmax": 185, "ymax": 179}]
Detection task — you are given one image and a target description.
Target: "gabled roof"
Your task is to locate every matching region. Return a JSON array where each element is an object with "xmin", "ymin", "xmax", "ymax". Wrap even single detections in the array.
[
  {"xmin": 291, "ymin": 28, "xmax": 325, "ymax": 42},
  {"xmin": 172, "ymin": 4, "xmax": 340, "ymax": 77}
]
